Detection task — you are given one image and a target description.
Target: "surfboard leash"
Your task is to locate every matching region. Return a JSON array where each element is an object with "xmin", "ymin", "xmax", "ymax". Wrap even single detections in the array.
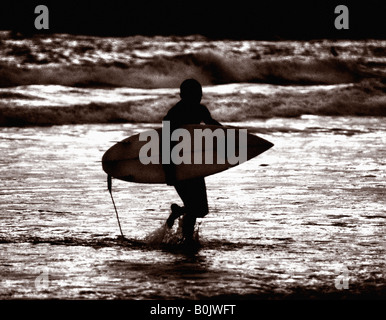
[{"xmin": 107, "ymin": 174, "xmax": 125, "ymax": 239}]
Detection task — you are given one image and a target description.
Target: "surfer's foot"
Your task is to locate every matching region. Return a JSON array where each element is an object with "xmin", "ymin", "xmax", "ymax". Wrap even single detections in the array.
[{"xmin": 166, "ymin": 204, "xmax": 184, "ymax": 228}]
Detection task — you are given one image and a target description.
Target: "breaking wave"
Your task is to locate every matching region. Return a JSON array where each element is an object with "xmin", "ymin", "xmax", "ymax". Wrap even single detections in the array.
[
  {"xmin": 1, "ymin": 33, "xmax": 385, "ymax": 126},
  {"xmin": 0, "ymin": 51, "xmax": 382, "ymax": 89},
  {"xmin": 1, "ymin": 79, "xmax": 385, "ymax": 126}
]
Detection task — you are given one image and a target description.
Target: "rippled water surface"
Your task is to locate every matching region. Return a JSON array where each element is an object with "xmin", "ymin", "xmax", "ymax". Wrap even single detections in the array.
[{"xmin": 0, "ymin": 117, "xmax": 385, "ymax": 299}]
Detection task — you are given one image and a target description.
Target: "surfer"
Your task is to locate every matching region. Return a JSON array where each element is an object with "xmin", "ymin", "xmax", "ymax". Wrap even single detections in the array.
[{"xmin": 163, "ymin": 79, "xmax": 222, "ymax": 243}]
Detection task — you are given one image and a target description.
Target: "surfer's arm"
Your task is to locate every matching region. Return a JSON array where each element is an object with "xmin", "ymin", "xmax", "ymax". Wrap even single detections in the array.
[
  {"xmin": 163, "ymin": 105, "xmax": 176, "ymax": 122},
  {"xmin": 206, "ymin": 117, "xmax": 222, "ymax": 126},
  {"xmin": 163, "ymin": 108, "xmax": 183, "ymax": 129},
  {"xmin": 163, "ymin": 113, "xmax": 171, "ymax": 122},
  {"xmin": 202, "ymin": 105, "xmax": 222, "ymax": 126}
]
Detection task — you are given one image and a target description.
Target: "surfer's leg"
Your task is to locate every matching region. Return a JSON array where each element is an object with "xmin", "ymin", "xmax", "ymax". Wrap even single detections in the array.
[
  {"xmin": 173, "ymin": 178, "xmax": 208, "ymax": 241},
  {"xmin": 163, "ymin": 163, "xmax": 177, "ymax": 186},
  {"xmin": 174, "ymin": 178, "xmax": 208, "ymax": 216},
  {"xmin": 181, "ymin": 214, "xmax": 196, "ymax": 241},
  {"xmin": 162, "ymin": 137, "xmax": 178, "ymax": 186},
  {"xmin": 166, "ymin": 203, "xmax": 185, "ymax": 228}
]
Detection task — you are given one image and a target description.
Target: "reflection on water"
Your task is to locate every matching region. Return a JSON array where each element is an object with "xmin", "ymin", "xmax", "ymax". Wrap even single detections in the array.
[{"xmin": 0, "ymin": 118, "xmax": 385, "ymax": 299}]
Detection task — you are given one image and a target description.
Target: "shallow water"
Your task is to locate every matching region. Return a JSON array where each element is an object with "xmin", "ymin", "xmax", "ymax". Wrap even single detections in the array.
[{"xmin": 0, "ymin": 117, "xmax": 385, "ymax": 299}]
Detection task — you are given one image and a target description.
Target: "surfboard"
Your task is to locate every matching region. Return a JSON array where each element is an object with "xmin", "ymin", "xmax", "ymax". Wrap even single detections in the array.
[{"xmin": 102, "ymin": 125, "xmax": 273, "ymax": 183}]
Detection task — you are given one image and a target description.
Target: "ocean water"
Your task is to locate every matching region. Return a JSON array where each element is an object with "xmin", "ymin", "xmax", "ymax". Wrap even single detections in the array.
[{"xmin": 0, "ymin": 32, "xmax": 385, "ymax": 299}]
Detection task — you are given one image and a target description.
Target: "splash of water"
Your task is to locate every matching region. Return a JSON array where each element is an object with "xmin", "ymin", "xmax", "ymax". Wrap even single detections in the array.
[{"xmin": 144, "ymin": 218, "xmax": 200, "ymax": 249}]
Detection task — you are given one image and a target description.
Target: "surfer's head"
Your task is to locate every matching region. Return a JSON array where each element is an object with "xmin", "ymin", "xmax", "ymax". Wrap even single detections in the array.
[{"xmin": 180, "ymin": 79, "xmax": 202, "ymax": 103}]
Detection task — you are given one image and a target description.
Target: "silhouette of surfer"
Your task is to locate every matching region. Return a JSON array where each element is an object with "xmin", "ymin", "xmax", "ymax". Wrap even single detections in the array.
[{"xmin": 163, "ymin": 79, "xmax": 221, "ymax": 243}]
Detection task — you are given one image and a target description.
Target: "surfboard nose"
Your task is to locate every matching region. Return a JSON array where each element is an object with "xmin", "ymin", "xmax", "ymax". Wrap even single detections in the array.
[
  {"xmin": 246, "ymin": 134, "xmax": 273, "ymax": 160},
  {"xmin": 266, "ymin": 140, "xmax": 274, "ymax": 150}
]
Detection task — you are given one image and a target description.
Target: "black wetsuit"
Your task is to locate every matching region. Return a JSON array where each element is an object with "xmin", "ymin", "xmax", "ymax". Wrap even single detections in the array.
[{"xmin": 163, "ymin": 100, "xmax": 221, "ymax": 220}]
